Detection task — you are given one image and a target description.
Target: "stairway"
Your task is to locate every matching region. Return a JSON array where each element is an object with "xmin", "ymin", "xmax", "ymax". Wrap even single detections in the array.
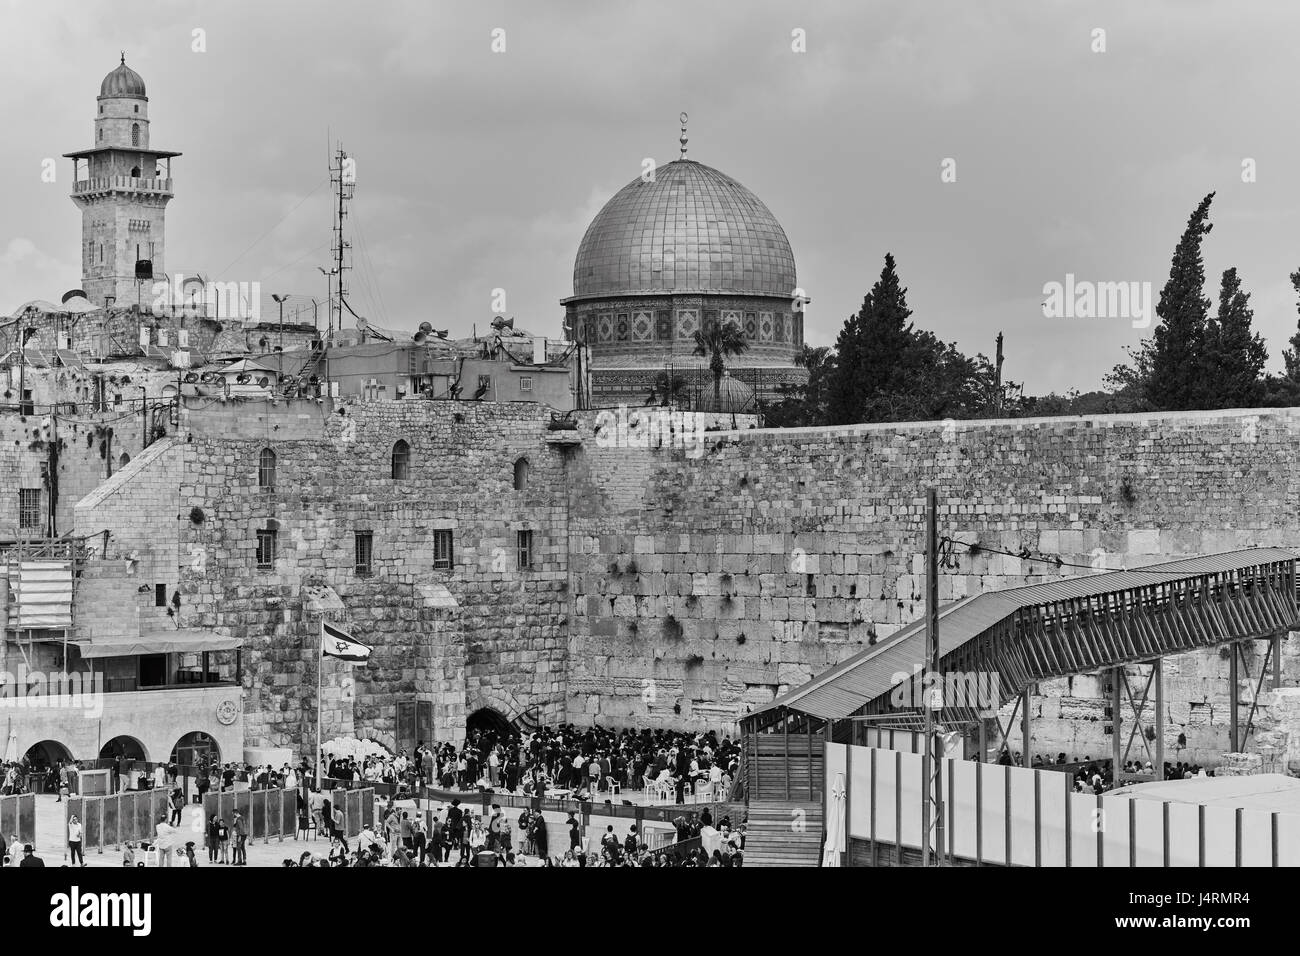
[{"xmin": 743, "ymin": 800, "xmax": 825, "ymax": 867}]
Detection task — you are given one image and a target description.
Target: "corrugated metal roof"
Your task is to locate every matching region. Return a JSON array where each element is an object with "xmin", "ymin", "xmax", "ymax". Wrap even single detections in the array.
[{"xmin": 749, "ymin": 548, "xmax": 1297, "ymax": 722}]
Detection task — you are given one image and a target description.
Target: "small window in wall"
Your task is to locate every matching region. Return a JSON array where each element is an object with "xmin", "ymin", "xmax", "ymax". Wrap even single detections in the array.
[
  {"xmin": 354, "ymin": 531, "xmax": 374, "ymax": 576},
  {"xmin": 433, "ymin": 530, "xmax": 454, "ymax": 570},
  {"xmin": 513, "ymin": 457, "xmax": 529, "ymax": 492},
  {"xmin": 155, "ymin": 584, "xmax": 167, "ymax": 607},
  {"xmin": 18, "ymin": 488, "xmax": 40, "ymax": 530},
  {"xmin": 391, "ymin": 440, "xmax": 410, "ymax": 480},
  {"xmin": 516, "ymin": 530, "xmax": 534, "ymax": 570},
  {"xmin": 119, "ymin": 452, "xmax": 130, "ymax": 468},
  {"xmin": 519, "ymin": 376, "xmax": 533, "ymax": 392},
  {"xmin": 131, "ymin": 123, "xmax": 140, "ymax": 146},
  {"xmin": 256, "ymin": 525, "xmax": 278, "ymax": 570},
  {"xmin": 133, "ymin": 104, "xmax": 139, "ymax": 113},
  {"xmin": 258, "ymin": 448, "xmax": 276, "ymax": 489}
]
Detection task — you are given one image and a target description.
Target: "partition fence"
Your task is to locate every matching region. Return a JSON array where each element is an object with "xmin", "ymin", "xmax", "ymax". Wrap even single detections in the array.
[{"xmin": 826, "ymin": 742, "xmax": 1300, "ymax": 867}]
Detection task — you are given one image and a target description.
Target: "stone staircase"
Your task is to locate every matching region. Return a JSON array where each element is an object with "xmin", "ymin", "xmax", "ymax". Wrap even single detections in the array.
[{"xmin": 743, "ymin": 800, "xmax": 824, "ymax": 867}]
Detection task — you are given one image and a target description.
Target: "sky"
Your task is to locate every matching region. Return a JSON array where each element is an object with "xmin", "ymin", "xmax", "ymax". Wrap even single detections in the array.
[{"xmin": 3, "ymin": 0, "xmax": 1300, "ymax": 394}]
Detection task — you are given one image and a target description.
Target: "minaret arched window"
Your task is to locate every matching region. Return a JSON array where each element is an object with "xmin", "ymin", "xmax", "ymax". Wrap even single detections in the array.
[
  {"xmin": 258, "ymin": 448, "xmax": 277, "ymax": 489},
  {"xmin": 131, "ymin": 123, "xmax": 140, "ymax": 146},
  {"xmin": 513, "ymin": 457, "xmax": 529, "ymax": 491},
  {"xmin": 391, "ymin": 440, "xmax": 410, "ymax": 480}
]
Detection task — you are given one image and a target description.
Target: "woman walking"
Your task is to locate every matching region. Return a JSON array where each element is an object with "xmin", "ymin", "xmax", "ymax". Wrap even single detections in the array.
[{"xmin": 67, "ymin": 814, "xmax": 84, "ymax": 866}]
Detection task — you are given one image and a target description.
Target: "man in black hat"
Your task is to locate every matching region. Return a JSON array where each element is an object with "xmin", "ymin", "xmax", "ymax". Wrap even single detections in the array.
[{"xmin": 19, "ymin": 844, "xmax": 44, "ymax": 867}]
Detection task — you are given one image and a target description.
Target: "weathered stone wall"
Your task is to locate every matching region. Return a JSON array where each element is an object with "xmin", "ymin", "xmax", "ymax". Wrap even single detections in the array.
[
  {"xmin": 65, "ymin": 398, "xmax": 1300, "ymax": 768},
  {"xmin": 565, "ymin": 407, "xmax": 1300, "ymax": 765},
  {"xmin": 162, "ymin": 398, "xmax": 570, "ymax": 752}
]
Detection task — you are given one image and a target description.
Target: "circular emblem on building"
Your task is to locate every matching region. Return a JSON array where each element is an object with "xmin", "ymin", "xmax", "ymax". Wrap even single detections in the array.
[{"xmin": 216, "ymin": 699, "xmax": 239, "ymax": 726}]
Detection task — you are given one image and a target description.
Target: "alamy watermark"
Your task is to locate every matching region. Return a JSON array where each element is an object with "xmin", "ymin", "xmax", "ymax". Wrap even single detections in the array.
[
  {"xmin": 150, "ymin": 273, "xmax": 262, "ymax": 322},
  {"xmin": 0, "ymin": 667, "xmax": 104, "ymax": 719},
  {"xmin": 1042, "ymin": 273, "xmax": 1152, "ymax": 329},
  {"xmin": 890, "ymin": 667, "xmax": 999, "ymax": 713}
]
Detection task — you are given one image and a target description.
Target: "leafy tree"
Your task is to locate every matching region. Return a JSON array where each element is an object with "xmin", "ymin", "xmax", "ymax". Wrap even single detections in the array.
[
  {"xmin": 826, "ymin": 253, "xmax": 991, "ymax": 423},
  {"xmin": 1202, "ymin": 267, "xmax": 1266, "ymax": 408},
  {"xmin": 650, "ymin": 370, "xmax": 688, "ymax": 406},
  {"xmin": 764, "ymin": 345, "xmax": 834, "ymax": 426},
  {"xmin": 1281, "ymin": 269, "xmax": 1300, "ymax": 384},
  {"xmin": 1146, "ymin": 193, "xmax": 1215, "ymax": 410}
]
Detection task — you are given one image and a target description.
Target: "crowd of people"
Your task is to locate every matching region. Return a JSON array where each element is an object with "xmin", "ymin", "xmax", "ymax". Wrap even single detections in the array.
[
  {"xmin": 320, "ymin": 723, "xmax": 743, "ymax": 806},
  {"xmin": 999, "ymin": 751, "xmax": 1218, "ymax": 795}
]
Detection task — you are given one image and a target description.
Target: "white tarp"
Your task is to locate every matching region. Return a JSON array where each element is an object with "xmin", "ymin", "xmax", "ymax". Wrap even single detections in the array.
[{"xmin": 8, "ymin": 560, "xmax": 73, "ymax": 629}]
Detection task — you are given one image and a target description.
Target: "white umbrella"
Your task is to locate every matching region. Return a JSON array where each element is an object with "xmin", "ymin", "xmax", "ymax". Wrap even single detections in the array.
[
  {"xmin": 821, "ymin": 770, "xmax": 846, "ymax": 867},
  {"xmin": 3, "ymin": 730, "xmax": 18, "ymax": 763}
]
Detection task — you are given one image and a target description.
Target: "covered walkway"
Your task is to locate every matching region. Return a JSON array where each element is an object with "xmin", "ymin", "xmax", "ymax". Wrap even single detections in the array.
[{"xmin": 742, "ymin": 548, "xmax": 1298, "ymax": 794}]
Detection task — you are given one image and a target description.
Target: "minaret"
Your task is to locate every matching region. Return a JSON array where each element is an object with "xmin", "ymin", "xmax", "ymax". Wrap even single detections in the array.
[{"xmin": 63, "ymin": 54, "xmax": 181, "ymax": 309}]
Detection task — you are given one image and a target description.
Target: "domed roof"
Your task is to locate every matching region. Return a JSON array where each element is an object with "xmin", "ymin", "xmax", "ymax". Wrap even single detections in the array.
[
  {"xmin": 695, "ymin": 371, "xmax": 756, "ymax": 413},
  {"xmin": 572, "ymin": 159, "xmax": 795, "ymax": 299},
  {"xmin": 100, "ymin": 56, "xmax": 146, "ymax": 98}
]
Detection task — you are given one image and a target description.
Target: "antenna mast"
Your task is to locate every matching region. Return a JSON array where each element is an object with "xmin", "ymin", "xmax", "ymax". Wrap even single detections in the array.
[{"xmin": 329, "ymin": 144, "xmax": 354, "ymax": 333}]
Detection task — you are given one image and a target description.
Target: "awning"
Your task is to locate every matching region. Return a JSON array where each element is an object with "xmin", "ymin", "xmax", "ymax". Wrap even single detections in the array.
[{"xmin": 75, "ymin": 629, "xmax": 243, "ymax": 659}]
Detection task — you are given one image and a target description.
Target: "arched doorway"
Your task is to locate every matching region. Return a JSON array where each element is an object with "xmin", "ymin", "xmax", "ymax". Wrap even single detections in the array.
[
  {"xmin": 171, "ymin": 731, "xmax": 219, "ymax": 769},
  {"xmin": 99, "ymin": 736, "xmax": 147, "ymax": 762},
  {"xmin": 23, "ymin": 740, "xmax": 73, "ymax": 772},
  {"xmin": 467, "ymin": 707, "xmax": 513, "ymax": 740}
]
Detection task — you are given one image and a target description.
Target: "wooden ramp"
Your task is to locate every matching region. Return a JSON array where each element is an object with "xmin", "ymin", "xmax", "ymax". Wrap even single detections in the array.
[{"xmin": 743, "ymin": 800, "xmax": 824, "ymax": 868}]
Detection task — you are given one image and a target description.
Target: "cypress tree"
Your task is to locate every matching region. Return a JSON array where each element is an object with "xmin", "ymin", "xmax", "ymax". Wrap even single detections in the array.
[{"xmin": 1147, "ymin": 193, "xmax": 1214, "ymax": 410}]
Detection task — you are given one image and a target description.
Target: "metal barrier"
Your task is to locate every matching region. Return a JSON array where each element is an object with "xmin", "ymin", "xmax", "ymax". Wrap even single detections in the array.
[
  {"xmin": 0, "ymin": 794, "xmax": 36, "ymax": 851},
  {"xmin": 66, "ymin": 789, "xmax": 169, "ymax": 853}
]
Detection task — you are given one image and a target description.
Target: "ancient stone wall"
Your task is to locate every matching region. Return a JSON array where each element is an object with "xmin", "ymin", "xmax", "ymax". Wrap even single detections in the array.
[
  {"xmin": 565, "ymin": 407, "xmax": 1300, "ymax": 765},
  {"xmin": 149, "ymin": 398, "xmax": 569, "ymax": 752}
]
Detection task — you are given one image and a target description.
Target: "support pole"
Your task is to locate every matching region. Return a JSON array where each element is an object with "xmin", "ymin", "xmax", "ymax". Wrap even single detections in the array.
[
  {"xmin": 923, "ymin": 487, "xmax": 944, "ymax": 865},
  {"xmin": 1154, "ymin": 659, "xmax": 1164, "ymax": 781},
  {"xmin": 315, "ymin": 620, "xmax": 323, "ymax": 791},
  {"xmin": 1229, "ymin": 643, "xmax": 1239, "ymax": 754},
  {"xmin": 1111, "ymin": 666, "xmax": 1122, "ymax": 783},
  {"xmin": 1020, "ymin": 687, "xmax": 1031, "ymax": 768},
  {"xmin": 1272, "ymin": 635, "xmax": 1282, "ymax": 691}
]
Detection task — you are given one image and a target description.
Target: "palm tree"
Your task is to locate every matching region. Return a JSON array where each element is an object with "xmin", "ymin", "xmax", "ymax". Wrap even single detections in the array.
[{"xmin": 692, "ymin": 321, "xmax": 749, "ymax": 407}]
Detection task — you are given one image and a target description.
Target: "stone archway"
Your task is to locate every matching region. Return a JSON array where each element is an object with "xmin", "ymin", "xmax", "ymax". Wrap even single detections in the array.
[
  {"xmin": 99, "ymin": 735, "xmax": 148, "ymax": 762},
  {"xmin": 467, "ymin": 707, "xmax": 513, "ymax": 739}
]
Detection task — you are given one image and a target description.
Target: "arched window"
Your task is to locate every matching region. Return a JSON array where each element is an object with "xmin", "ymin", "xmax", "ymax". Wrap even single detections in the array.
[
  {"xmin": 513, "ymin": 457, "xmax": 529, "ymax": 491},
  {"xmin": 131, "ymin": 123, "xmax": 140, "ymax": 146},
  {"xmin": 258, "ymin": 448, "xmax": 276, "ymax": 489},
  {"xmin": 119, "ymin": 452, "xmax": 130, "ymax": 468},
  {"xmin": 130, "ymin": 166, "xmax": 140, "ymax": 178},
  {"xmin": 391, "ymin": 440, "xmax": 410, "ymax": 480}
]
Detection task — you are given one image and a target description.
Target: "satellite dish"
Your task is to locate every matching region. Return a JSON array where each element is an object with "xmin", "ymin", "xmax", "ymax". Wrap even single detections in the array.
[
  {"xmin": 419, "ymin": 321, "xmax": 433, "ymax": 334},
  {"xmin": 413, "ymin": 330, "xmax": 426, "ymax": 344},
  {"xmin": 236, "ymin": 373, "xmax": 251, "ymax": 384},
  {"xmin": 183, "ymin": 372, "xmax": 199, "ymax": 384},
  {"xmin": 256, "ymin": 376, "xmax": 269, "ymax": 387}
]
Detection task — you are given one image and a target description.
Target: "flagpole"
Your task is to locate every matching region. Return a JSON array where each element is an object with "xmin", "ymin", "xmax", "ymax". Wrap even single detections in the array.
[{"xmin": 316, "ymin": 620, "xmax": 323, "ymax": 791}]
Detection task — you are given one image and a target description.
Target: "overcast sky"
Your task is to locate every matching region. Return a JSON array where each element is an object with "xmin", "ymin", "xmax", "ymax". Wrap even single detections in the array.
[{"xmin": 3, "ymin": 0, "xmax": 1299, "ymax": 394}]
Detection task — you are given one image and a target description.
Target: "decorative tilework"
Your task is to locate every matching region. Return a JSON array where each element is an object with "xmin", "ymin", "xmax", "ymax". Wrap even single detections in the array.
[
  {"xmin": 597, "ymin": 313, "xmax": 614, "ymax": 342},
  {"xmin": 655, "ymin": 310, "xmax": 673, "ymax": 341},
  {"xmin": 677, "ymin": 310, "xmax": 698, "ymax": 340},
  {"xmin": 632, "ymin": 311, "xmax": 653, "ymax": 341},
  {"xmin": 616, "ymin": 313, "xmax": 630, "ymax": 341}
]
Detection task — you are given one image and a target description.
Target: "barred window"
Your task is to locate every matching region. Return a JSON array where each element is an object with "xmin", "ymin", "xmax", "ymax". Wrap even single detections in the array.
[
  {"xmin": 255, "ymin": 526, "xmax": 277, "ymax": 570},
  {"xmin": 433, "ymin": 530, "xmax": 454, "ymax": 570},
  {"xmin": 18, "ymin": 488, "xmax": 40, "ymax": 531},
  {"xmin": 516, "ymin": 529, "xmax": 533, "ymax": 570},
  {"xmin": 355, "ymin": 531, "xmax": 374, "ymax": 576}
]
